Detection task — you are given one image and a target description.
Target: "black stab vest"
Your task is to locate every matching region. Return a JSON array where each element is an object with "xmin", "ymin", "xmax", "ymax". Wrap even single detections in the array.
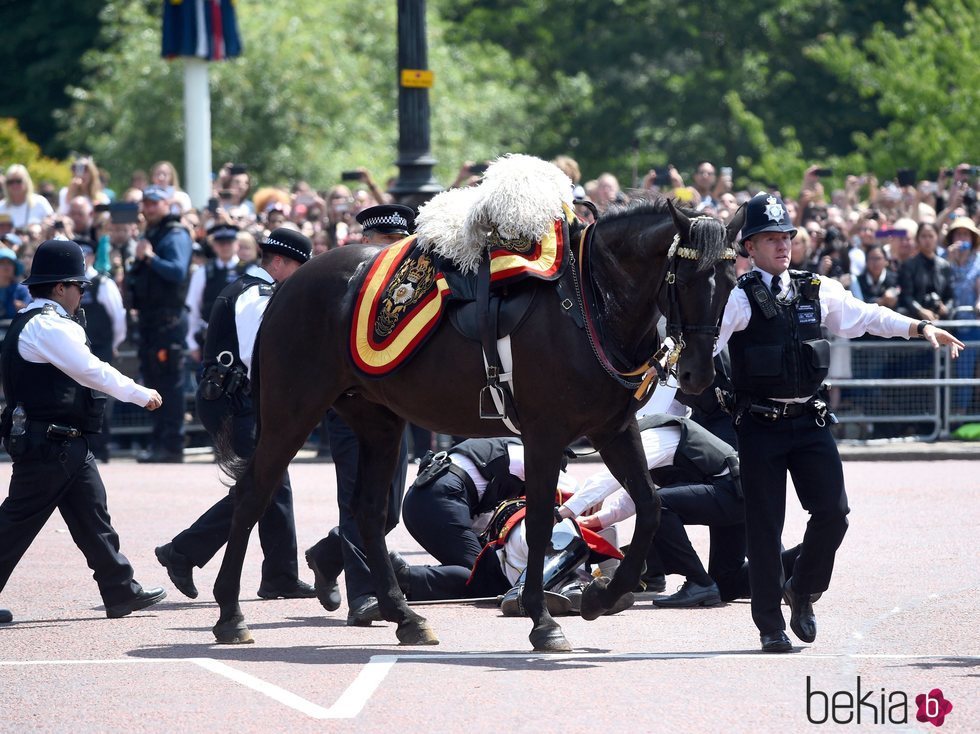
[
  {"xmin": 0, "ymin": 306, "xmax": 105, "ymax": 435},
  {"xmin": 450, "ymin": 438, "xmax": 527, "ymax": 515},
  {"xmin": 728, "ymin": 270, "xmax": 830, "ymax": 399},
  {"xmin": 202, "ymin": 275, "xmax": 273, "ymax": 370},
  {"xmin": 201, "ymin": 260, "xmax": 248, "ymax": 323},
  {"xmin": 127, "ymin": 216, "xmax": 190, "ymax": 313},
  {"xmin": 79, "ymin": 275, "xmax": 113, "ymax": 361},
  {"xmin": 637, "ymin": 414, "xmax": 737, "ymax": 487}
]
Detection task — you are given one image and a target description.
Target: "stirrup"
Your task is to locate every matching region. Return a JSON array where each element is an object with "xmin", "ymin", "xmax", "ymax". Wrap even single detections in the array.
[{"xmin": 479, "ymin": 384, "xmax": 506, "ymax": 420}]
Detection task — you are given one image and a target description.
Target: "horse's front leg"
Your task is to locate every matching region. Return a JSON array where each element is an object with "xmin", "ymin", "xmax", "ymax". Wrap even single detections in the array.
[
  {"xmin": 580, "ymin": 421, "xmax": 656, "ymax": 620},
  {"xmin": 521, "ymin": 438, "xmax": 571, "ymax": 652},
  {"xmin": 349, "ymin": 413, "xmax": 437, "ymax": 646},
  {"xmin": 212, "ymin": 465, "xmax": 273, "ymax": 643}
]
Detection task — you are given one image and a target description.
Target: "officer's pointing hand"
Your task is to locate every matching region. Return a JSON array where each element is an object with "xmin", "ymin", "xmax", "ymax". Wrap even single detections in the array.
[
  {"xmin": 144, "ymin": 391, "xmax": 163, "ymax": 411},
  {"xmin": 925, "ymin": 325, "xmax": 965, "ymax": 359}
]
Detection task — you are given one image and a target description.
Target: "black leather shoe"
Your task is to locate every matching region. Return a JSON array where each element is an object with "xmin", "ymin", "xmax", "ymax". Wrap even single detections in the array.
[
  {"xmin": 105, "ymin": 587, "xmax": 167, "ymax": 618},
  {"xmin": 347, "ymin": 595, "xmax": 382, "ymax": 626},
  {"xmin": 761, "ymin": 630, "xmax": 793, "ymax": 653},
  {"xmin": 388, "ymin": 551, "xmax": 412, "ymax": 596},
  {"xmin": 0, "ymin": 608, "xmax": 11, "ymax": 624},
  {"xmin": 136, "ymin": 450, "xmax": 184, "ymax": 464},
  {"xmin": 257, "ymin": 579, "xmax": 317, "ymax": 599},
  {"xmin": 783, "ymin": 578, "xmax": 817, "ymax": 643},
  {"xmin": 155, "ymin": 543, "xmax": 198, "ymax": 599},
  {"xmin": 652, "ymin": 580, "xmax": 722, "ymax": 608},
  {"xmin": 306, "ymin": 529, "xmax": 343, "ymax": 612}
]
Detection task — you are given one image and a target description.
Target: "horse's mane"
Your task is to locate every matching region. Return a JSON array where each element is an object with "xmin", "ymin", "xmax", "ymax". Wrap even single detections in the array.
[{"xmin": 600, "ymin": 197, "xmax": 728, "ymax": 271}]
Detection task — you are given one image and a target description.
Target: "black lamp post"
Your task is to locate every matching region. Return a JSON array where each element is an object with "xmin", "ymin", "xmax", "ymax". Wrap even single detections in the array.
[{"xmin": 390, "ymin": 0, "xmax": 443, "ymax": 205}]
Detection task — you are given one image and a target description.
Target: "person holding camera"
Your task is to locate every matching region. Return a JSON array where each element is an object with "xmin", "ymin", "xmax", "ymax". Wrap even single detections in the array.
[
  {"xmin": 57, "ymin": 157, "xmax": 109, "ymax": 215},
  {"xmin": 127, "ymin": 185, "xmax": 193, "ymax": 463},
  {"xmin": 155, "ymin": 228, "xmax": 315, "ymax": 601},
  {"xmin": 898, "ymin": 221, "xmax": 953, "ymax": 320},
  {"xmin": 0, "ymin": 240, "xmax": 165, "ymax": 625},
  {"xmin": 715, "ymin": 192, "xmax": 964, "ymax": 653}
]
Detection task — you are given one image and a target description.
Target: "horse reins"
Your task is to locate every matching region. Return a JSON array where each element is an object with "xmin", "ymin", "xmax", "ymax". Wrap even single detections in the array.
[{"xmin": 570, "ymin": 214, "xmax": 735, "ymax": 399}]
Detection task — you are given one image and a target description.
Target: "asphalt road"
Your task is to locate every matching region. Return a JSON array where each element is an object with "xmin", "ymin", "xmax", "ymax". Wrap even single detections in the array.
[{"xmin": 0, "ymin": 458, "xmax": 976, "ymax": 732}]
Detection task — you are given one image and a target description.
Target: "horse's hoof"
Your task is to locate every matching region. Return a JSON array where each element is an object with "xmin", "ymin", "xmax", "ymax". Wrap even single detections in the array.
[
  {"xmin": 212, "ymin": 616, "xmax": 254, "ymax": 644},
  {"xmin": 604, "ymin": 591, "xmax": 635, "ymax": 616},
  {"xmin": 579, "ymin": 577, "xmax": 609, "ymax": 621},
  {"xmin": 396, "ymin": 619, "xmax": 440, "ymax": 646},
  {"xmin": 529, "ymin": 625, "xmax": 572, "ymax": 653}
]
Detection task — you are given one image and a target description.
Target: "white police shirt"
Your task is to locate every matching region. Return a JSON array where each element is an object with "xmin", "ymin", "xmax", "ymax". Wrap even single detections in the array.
[
  {"xmin": 185, "ymin": 255, "xmax": 242, "ymax": 350},
  {"xmin": 16, "ymin": 299, "xmax": 154, "ymax": 406},
  {"xmin": 560, "ymin": 423, "xmax": 683, "ymax": 522},
  {"xmin": 716, "ymin": 266, "xmax": 915, "ymax": 355},
  {"xmin": 85, "ymin": 266, "xmax": 127, "ymax": 351},
  {"xmin": 235, "ymin": 267, "xmax": 275, "ymax": 378},
  {"xmin": 716, "ymin": 266, "xmax": 917, "ymax": 404}
]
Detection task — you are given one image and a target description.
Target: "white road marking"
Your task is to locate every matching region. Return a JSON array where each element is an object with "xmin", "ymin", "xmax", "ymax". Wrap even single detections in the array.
[{"xmin": 1, "ymin": 652, "xmax": 976, "ymax": 720}]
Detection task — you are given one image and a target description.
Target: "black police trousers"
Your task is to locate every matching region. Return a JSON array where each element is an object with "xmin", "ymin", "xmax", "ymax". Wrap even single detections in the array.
[
  {"xmin": 170, "ymin": 389, "xmax": 299, "ymax": 586},
  {"xmin": 323, "ymin": 410, "xmax": 408, "ymax": 605},
  {"xmin": 0, "ymin": 430, "xmax": 141, "ymax": 606},
  {"xmin": 399, "ymin": 541, "xmax": 512, "ymax": 602},
  {"xmin": 735, "ymin": 411, "xmax": 849, "ymax": 634},
  {"xmin": 402, "ymin": 470, "xmax": 483, "ymax": 569},
  {"xmin": 138, "ymin": 314, "xmax": 187, "ymax": 456}
]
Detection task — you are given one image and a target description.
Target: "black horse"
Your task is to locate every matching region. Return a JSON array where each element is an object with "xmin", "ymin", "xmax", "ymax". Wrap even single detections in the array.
[{"xmin": 212, "ymin": 198, "xmax": 744, "ymax": 652}]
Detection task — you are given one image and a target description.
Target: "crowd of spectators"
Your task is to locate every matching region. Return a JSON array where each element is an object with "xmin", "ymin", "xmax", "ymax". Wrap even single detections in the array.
[{"xmin": 0, "ymin": 153, "xmax": 978, "ymax": 444}]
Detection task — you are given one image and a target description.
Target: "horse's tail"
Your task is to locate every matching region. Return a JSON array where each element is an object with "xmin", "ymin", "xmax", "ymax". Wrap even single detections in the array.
[{"xmin": 213, "ymin": 327, "xmax": 263, "ymax": 484}]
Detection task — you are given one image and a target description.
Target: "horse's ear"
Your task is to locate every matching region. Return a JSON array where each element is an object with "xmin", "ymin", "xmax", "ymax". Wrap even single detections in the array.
[
  {"xmin": 666, "ymin": 197, "xmax": 691, "ymax": 242},
  {"xmin": 726, "ymin": 203, "xmax": 747, "ymax": 244}
]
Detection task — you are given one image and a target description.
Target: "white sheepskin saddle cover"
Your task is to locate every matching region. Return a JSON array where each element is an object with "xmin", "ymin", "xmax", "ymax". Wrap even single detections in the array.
[{"xmin": 415, "ymin": 154, "xmax": 573, "ymax": 274}]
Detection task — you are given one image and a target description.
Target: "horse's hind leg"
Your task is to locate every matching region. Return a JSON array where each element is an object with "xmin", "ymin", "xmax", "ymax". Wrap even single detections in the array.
[
  {"xmin": 579, "ymin": 422, "xmax": 657, "ymax": 620},
  {"xmin": 521, "ymin": 435, "xmax": 571, "ymax": 652},
  {"xmin": 341, "ymin": 400, "xmax": 438, "ymax": 646},
  {"xmin": 213, "ymin": 392, "xmax": 336, "ymax": 643}
]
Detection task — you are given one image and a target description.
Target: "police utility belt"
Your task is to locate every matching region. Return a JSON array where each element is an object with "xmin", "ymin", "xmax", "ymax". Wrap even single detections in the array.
[
  {"xmin": 199, "ymin": 350, "xmax": 249, "ymax": 401},
  {"xmin": 26, "ymin": 419, "xmax": 83, "ymax": 440},
  {"xmin": 414, "ymin": 450, "xmax": 481, "ymax": 511},
  {"xmin": 741, "ymin": 396, "xmax": 837, "ymax": 427}
]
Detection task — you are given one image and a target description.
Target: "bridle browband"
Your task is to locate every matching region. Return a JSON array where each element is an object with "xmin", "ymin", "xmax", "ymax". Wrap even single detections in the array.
[
  {"xmin": 571, "ymin": 213, "xmax": 736, "ymax": 398},
  {"xmin": 661, "ymin": 216, "xmax": 737, "ymax": 344}
]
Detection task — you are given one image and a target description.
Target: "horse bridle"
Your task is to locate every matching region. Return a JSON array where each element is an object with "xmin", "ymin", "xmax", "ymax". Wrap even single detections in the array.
[
  {"xmin": 660, "ymin": 216, "xmax": 737, "ymax": 350},
  {"xmin": 571, "ymin": 213, "xmax": 735, "ymax": 399}
]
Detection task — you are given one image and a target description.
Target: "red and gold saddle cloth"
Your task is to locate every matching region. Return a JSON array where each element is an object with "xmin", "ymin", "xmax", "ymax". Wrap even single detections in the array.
[{"xmin": 350, "ymin": 217, "xmax": 569, "ymax": 376}]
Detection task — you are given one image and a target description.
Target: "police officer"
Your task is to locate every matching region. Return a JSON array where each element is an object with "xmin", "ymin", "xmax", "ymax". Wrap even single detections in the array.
[
  {"xmin": 402, "ymin": 438, "xmax": 528, "ymax": 568},
  {"xmin": 77, "ymin": 240, "xmax": 127, "ymax": 462},
  {"xmin": 127, "ymin": 184, "xmax": 193, "ymax": 463},
  {"xmin": 184, "ymin": 223, "xmax": 247, "ymax": 364},
  {"xmin": 716, "ymin": 192, "xmax": 964, "ymax": 653},
  {"xmin": 307, "ymin": 205, "xmax": 415, "ymax": 625},
  {"xmin": 0, "ymin": 240, "xmax": 166, "ymax": 624},
  {"xmin": 155, "ymin": 228, "xmax": 315, "ymax": 600}
]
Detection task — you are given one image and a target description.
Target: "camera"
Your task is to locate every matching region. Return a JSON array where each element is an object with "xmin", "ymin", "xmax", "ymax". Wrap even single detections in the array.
[
  {"xmin": 813, "ymin": 167, "xmax": 834, "ymax": 177},
  {"xmin": 923, "ymin": 292, "xmax": 942, "ymax": 310},
  {"xmin": 720, "ymin": 166, "xmax": 733, "ymax": 177},
  {"xmin": 340, "ymin": 170, "xmax": 363, "ymax": 181},
  {"xmin": 468, "ymin": 163, "xmax": 489, "ymax": 175}
]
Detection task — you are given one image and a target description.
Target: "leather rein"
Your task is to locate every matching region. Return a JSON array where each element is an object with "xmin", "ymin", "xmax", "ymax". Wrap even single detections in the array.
[{"xmin": 570, "ymin": 213, "xmax": 736, "ymax": 399}]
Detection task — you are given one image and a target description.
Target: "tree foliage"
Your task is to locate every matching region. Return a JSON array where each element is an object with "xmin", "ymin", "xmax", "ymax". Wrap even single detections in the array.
[
  {"xmin": 807, "ymin": 0, "xmax": 980, "ymax": 178},
  {"xmin": 55, "ymin": 0, "xmax": 538, "ymax": 190},
  {"xmin": 0, "ymin": 0, "xmax": 109, "ymax": 157},
  {"xmin": 0, "ymin": 119, "xmax": 70, "ymax": 187}
]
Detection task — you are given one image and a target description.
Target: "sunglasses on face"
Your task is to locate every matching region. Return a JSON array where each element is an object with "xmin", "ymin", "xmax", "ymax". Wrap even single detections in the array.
[
  {"xmin": 64, "ymin": 281, "xmax": 88, "ymax": 293},
  {"xmin": 6, "ymin": 179, "xmax": 23, "ymax": 185}
]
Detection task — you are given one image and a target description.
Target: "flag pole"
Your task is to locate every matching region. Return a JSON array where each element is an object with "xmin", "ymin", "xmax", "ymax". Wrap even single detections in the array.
[{"xmin": 183, "ymin": 57, "xmax": 212, "ymax": 209}]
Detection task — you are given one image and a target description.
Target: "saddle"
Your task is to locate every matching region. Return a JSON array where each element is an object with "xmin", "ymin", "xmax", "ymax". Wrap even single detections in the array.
[{"xmin": 349, "ymin": 216, "xmax": 575, "ymax": 431}]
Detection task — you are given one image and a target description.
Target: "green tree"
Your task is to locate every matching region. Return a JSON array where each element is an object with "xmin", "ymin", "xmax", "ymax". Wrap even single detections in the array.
[
  {"xmin": 808, "ymin": 0, "xmax": 979, "ymax": 178},
  {"xmin": 0, "ymin": 0, "xmax": 110, "ymax": 157},
  {"xmin": 56, "ymin": 0, "xmax": 538, "ymax": 192},
  {"xmin": 0, "ymin": 118, "xmax": 70, "ymax": 187},
  {"xmin": 442, "ymin": 0, "xmax": 909, "ymax": 184}
]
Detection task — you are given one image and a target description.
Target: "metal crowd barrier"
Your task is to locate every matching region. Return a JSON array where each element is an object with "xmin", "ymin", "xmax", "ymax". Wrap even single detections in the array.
[{"xmin": 827, "ymin": 319, "xmax": 980, "ymax": 441}]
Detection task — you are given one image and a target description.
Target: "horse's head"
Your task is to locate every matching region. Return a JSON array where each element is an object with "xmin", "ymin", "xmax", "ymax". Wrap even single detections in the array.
[{"xmin": 663, "ymin": 199, "xmax": 745, "ymax": 394}]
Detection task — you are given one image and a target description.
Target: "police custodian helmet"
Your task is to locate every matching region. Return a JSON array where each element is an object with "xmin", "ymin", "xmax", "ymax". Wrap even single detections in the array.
[
  {"xmin": 22, "ymin": 239, "xmax": 91, "ymax": 286},
  {"xmin": 740, "ymin": 192, "xmax": 798, "ymax": 245}
]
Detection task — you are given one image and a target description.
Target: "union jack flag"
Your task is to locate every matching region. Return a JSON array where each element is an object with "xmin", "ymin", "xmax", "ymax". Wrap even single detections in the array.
[{"xmin": 162, "ymin": 0, "xmax": 242, "ymax": 61}]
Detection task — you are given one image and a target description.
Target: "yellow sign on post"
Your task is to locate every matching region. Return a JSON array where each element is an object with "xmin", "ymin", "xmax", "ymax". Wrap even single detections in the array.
[{"xmin": 401, "ymin": 69, "xmax": 434, "ymax": 88}]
